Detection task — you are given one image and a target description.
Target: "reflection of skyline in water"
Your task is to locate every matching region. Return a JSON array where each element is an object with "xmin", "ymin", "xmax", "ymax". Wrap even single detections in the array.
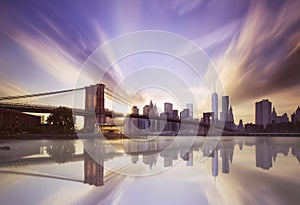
[
  {"xmin": 1, "ymin": 137, "xmax": 300, "ymax": 205},
  {"xmin": 1, "ymin": 137, "xmax": 300, "ymax": 187}
]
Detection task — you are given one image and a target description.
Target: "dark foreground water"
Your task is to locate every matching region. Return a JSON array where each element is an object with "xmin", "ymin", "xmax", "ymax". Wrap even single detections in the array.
[{"xmin": 0, "ymin": 136, "xmax": 300, "ymax": 205}]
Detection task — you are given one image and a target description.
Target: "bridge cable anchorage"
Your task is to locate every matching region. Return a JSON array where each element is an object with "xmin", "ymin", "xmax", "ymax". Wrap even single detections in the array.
[{"xmin": 0, "ymin": 87, "xmax": 85, "ymax": 101}]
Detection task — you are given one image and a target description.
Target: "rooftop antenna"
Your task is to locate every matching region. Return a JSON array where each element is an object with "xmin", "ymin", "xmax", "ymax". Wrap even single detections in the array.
[{"xmin": 213, "ymin": 82, "xmax": 216, "ymax": 93}]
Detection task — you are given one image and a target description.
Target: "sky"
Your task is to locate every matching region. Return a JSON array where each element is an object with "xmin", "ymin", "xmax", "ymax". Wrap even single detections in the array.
[{"xmin": 0, "ymin": 0, "xmax": 300, "ymax": 123}]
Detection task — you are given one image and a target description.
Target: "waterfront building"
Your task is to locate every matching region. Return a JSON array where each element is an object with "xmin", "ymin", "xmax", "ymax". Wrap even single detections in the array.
[
  {"xmin": 238, "ymin": 119, "xmax": 244, "ymax": 131},
  {"xmin": 255, "ymin": 99, "xmax": 272, "ymax": 129},
  {"xmin": 164, "ymin": 102, "xmax": 173, "ymax": 114},
  {"xmin": 143, "ymin": 105, "xmax": 150, "ymax": 116},
  {"xmin": 0, "ymin": 108, "xmax": 41, "ymax": 131},
  {"xmin": 131, "ymin": 106, "xmax": 139, "ymax": 115},
  {"xmin": 270, "ymin": 108, "xmax": 289, "ymax": 124},
  {"xmin": 291, "ymin": 106, "xmax": 300, "ymax": 123},
  {"xmin": 180, "ymin": 109, "xmax": 190, "ymax": 119}
]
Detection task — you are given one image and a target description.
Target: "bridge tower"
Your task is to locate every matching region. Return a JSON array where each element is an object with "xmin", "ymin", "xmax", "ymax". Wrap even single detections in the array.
[{"xmin": 84, "ymin": 84, "xmax": 105, "ymax": 132}]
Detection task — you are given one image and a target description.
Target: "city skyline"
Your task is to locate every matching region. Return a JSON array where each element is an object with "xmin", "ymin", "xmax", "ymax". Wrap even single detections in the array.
[{"xmin": 0, "ymin": 0, "xmax": 300, "ymax": 124}]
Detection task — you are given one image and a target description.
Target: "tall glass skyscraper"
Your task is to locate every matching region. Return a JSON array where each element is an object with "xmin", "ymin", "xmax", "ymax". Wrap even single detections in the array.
[
  {"xmin": 186, "ymin": 103, "xmax": 193, "ymax": 120},
  {"xmin": 211, "ymin": 92, "xmax": 218, "ymax": 120},
  {"xmin": 221, "ymin": 96, "xmax": 229, "ymax": 121}
]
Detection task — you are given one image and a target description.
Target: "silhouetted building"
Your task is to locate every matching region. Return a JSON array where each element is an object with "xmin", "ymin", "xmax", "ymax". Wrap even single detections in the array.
[
  {"xmin": 131, "ymin": 106, "xmax": 139, "ymax": 115},
  {"xmin": 172, "ymin": 110, "xmax": 179, "ymax": 133},
  {"xmin": 0, "ymin": 108, "xmax": 41, "ymax": 131},
  {"xmin": 203, "ymin": 112, "xmax": 214, "ymax": 124},
  {"xmin": 186, "ymin": 103, "xmax": 193, "ymax": 120},
  {"xmin": 164, "ymin": 102, "xmax": 173, "ymax": 114},
  {"xmin": 255, "ymin": 99, "xmax": 272, "ymax": 129},
  {"xmin": 180, "ymin": 109, "xmax": 190, "ymax": 119},
  {"xmin": 143, "ymin": 105, "xmax": 150, "ymax": 116},
  {"xmin": 212, "ymin": 92, "xmax": 218, "ymax": 121},
  {"xmin": 245, "ymin": 123, "xmax": 263, "ymax": 133},
  {"xmin": 228, "ymin": 106, "xmax": 234, "ymax": 123},
  {"xmin": 149, "ymin": 100, "xmax": 153, "ymax": 110},
  {"xmin": 221, "ymin": 96, "xmax": 229, "ymax": 121},
  {"xmin": 238, "ymin": 119, "xmax": 244, "ymax": 131},
  {"xmin": 270, "ymin": 108, "xmax": 277, "ymax": 123},
  {"xmin": 291, "ymin": 106, "xmax": 300, "ymax": 132},
  {"xmin": 270, "ymin": 108, "xmax": 289, "ymax": 124},
  {"xmin": 291, "ymin": 106, "xmax": 300, "ymax": 123},
  {"xmin": 225, "ymin": 105, "xmax": 235, "ymax": 130},
  {"xmin": 150, "ymin": 102, "xmax": 158, "ymax": 117}
]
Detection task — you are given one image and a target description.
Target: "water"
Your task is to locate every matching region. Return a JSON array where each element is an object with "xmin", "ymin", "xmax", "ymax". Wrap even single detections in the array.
[{"xmin": 0, "ymin": 136, "xmax": 300, "ymax": 205}]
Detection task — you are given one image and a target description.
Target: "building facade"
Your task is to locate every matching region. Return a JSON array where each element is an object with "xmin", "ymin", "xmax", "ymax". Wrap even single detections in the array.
[
  {"xmin": 0, "ymin": 108, "xmax": 41, "ymax": 131},
  {"xmin": 255, "ymin": 99, "xmax": 272, "ymax": 129},
  {"xmin": 221, "ymin": 96, "xmax": 229, "ymax": 121},
  {"xmin": 211, "ymin": 92, "xmax": 218, "ymax": 120},
  {"xmin": 186, "ymin": 103, "xmax": 193, "ymax": 120}
]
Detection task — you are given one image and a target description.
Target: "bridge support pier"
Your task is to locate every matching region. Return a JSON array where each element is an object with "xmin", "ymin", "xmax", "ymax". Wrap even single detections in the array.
[{"xmin": 84, "ymin": 84, "xmax": 105, "ymax": 132}]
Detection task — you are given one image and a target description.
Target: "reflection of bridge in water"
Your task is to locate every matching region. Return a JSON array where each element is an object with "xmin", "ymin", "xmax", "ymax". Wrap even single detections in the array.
[{"xmin": 1, "ymin": 138, "xmax": 300, "ymax": 186}]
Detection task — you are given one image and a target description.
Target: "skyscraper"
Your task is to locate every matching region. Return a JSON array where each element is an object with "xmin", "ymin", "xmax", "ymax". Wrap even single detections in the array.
[
  {"xmin": 186, "ymin": 103, "xmax": 193, "ymax": 119},
  {"xmin": 221, "ymin": 96, "xmax": 229, "ymax": 121},
  {"xmin": 211, "ymin": 92, "xmax": 218, "ymax": 120},
  {"xmin": 228, "ymin": 106, "xmax": 234, "ymax": 123},
  {"xmin": 143, "ymin": 105, "xmax": 150, "ymax": 116},
  {"xmin": 164, "ymin": 102, "xmax": 173, "ymax": 114},
  {"xmin": 180, "ymin": 109, "xmax": 190, "ymax": 119},
  {"xmin": 255, "ymin": 99, "xmax": 272, "ymax": 128}
]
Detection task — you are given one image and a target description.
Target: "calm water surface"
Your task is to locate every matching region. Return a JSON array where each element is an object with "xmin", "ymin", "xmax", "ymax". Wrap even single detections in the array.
[{"xmin": 0, "ymin": 136, "xmax": 300, "ymax": 205}]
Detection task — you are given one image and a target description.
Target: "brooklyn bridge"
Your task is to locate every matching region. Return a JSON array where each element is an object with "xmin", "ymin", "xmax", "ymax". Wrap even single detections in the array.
[{"xmin": 0, "ymin": 84, "xmax": 234, "ymax": 136}]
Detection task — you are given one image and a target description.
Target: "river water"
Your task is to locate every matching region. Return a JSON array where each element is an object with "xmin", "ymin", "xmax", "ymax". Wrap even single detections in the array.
[{"xmin": 0, "ymin": 136, "xmax": 300, "ymax": 205}]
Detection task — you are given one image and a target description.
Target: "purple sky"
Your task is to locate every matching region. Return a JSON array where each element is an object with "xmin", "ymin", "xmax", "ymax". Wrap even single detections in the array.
[{"xmin": 0, "ymin": 0, "xmax": 300, "ymax": 123}]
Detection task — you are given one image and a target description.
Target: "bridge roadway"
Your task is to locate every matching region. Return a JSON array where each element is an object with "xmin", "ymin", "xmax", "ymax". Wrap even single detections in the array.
[{"xmin": 0, "ymin": 102, "xmax": 123, "ymax": 117}]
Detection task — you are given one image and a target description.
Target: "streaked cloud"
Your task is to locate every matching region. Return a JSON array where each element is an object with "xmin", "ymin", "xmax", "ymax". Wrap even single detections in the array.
[
  {"xmin": 215, "ymin": 1, "xmax": 300, "ymax": 104},
  {"xmin": 0, "ymin": 0, "xmax": 299, "ymax": 122}
]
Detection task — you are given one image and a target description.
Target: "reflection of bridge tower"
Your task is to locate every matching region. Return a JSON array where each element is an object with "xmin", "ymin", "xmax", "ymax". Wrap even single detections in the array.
[
  {"xmin": 84, "ymin": 84, "xmax": 105, "ymax": 132},
  {"xmin": 84, "ymin": 151, "xmax": 104, "ymax": 186}
]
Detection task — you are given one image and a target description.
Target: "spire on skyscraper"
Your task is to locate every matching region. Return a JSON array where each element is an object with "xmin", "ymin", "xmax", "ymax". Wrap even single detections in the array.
[{"xmin": 150, "ymin": 100, "xmax": 153, "ymax": 109}]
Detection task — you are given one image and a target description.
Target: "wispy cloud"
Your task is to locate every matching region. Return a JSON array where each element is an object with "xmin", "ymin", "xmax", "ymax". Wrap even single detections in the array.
[{"xmin": 215, "ymin": 1, "xmax": 300, "ymax": 103}]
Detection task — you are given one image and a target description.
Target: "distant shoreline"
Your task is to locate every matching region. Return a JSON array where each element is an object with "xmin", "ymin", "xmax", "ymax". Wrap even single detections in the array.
[
  {"xmin": 0, "ymin": 133, "xmax": 79, "ymax": 140},
  {"xmin": 0, "ymin": 132, "xmax": 300, "ymax": 140}
]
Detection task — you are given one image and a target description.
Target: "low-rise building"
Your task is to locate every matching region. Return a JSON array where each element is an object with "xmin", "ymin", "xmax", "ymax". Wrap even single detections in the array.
[{"xmin": 0, "ymin": 108, "xmax": 41, "ymax": 131}]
